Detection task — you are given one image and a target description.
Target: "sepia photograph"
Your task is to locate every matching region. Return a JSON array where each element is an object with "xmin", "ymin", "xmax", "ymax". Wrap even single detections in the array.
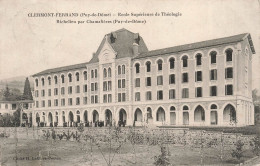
[{"xmin": 0, "ymin": 0, "xmax": 259, "ymax": 165}]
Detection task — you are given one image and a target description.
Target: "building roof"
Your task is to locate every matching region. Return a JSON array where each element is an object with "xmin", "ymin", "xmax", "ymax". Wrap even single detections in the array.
[
  {"xmin": 89, "ymin": 28, "xmax": 148, "ymax": 63},
  {"xmin": 32, "ymin": 62, "xmax": 88, "ymax": 77},
  {"xmin": 136, "ymin": 33, "xmax": 256, "ymax": 59}
]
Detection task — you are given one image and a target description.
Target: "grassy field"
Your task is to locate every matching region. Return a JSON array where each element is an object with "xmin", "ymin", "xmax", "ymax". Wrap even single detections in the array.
[{"xmin": 0, "ymin": 137, "xmax": 258, "ymax": 166}]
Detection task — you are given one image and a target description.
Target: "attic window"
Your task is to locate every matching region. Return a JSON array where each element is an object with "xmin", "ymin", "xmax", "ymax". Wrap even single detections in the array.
[
  {"xmin": 134, "ymin": 33, "xmax": 140, "ymax": 45},
  {"xmin": 110, "ymin": 32, "xmax": 117, "ymax": 43}
]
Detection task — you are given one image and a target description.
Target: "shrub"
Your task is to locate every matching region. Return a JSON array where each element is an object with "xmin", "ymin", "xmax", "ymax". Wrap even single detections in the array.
[
  {"xmin": 154, "ymin": 144, "xmax": 170, "ymax": 166},
  {"xmin": 231, "ymin": 140, "xmax": 244, "ymax": 161}
]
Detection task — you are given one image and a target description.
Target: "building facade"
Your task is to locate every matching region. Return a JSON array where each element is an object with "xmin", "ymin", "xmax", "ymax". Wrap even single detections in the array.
[{"xmin": 32, "ymin": 28, "xmax": 256, "ymax": 127}]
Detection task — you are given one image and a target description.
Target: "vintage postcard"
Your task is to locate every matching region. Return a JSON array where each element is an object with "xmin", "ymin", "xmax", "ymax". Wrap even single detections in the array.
[{"xmin": 0, "ymin": 0, "xmax": 259, "ymax": 165}]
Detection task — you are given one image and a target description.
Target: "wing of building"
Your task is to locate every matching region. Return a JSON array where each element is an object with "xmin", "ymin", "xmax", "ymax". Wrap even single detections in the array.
[{"xmin": 32, "ymin": 28, "xmax": 256, "ymax": 127}]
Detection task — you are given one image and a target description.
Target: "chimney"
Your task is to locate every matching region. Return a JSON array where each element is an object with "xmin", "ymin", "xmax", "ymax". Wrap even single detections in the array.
[{"xmin": 133, "ymin": 43, "xmax": 139, "ymax": 57}]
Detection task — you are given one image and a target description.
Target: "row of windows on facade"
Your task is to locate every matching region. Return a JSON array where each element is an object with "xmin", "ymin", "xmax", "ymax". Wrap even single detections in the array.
[
  {"xmin": 134, "ymin": 49, "xmax": 233, "ymax": 74},
  {"xmin": 134, "ymin": 85, "xmax": 233, "ymax": 101},
  {"xmin": 135, "ymin": 68, "xmax": 233, "ymax": 87},
  {"xmin": 35, "ymin": 92, "xmax": 127, "ymax": 108}
]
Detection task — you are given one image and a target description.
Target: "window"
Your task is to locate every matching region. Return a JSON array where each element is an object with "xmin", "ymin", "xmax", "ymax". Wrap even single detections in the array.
[
  {"xmin": 48, "ymin": 77, "xmax": 51, "ymax": 85},
  {"xmin": 41, "ymin": 78, "xmax": 45, "ymax": 86},
  {"xmin": 91, "ymin": 70, "xmax": 94, "ymax": 78},
  {"xmin": 76, "ymin": 97, "xmax": 80, "ymax": 105},
  {"xmin": 195, "ymin": 71, "xmax": 202, "ymax": 82},
  {"xmin": 61, "ymin": 75, "xmax": 65, "ymax": 83},
  {"xmin": 95, "ymin": 69, "xmax": 98, "ymax": 78},
  {"xmin": 225, "ymin": 84, "xmax": 233, "ymax": 95},
  {"xmin": 61, "ymin": 87, "xmax": 65, "ymax": 95},
  {"xmin": 122, "ymin": 93, "xmax": 126, "ymax": 102},
  {"xmin": 122, "ymin": 79, "xmax": 125, "ymax": 88},
  {"xmin": 135, "ymin": 63, "xmax": 140, "ymax": 74},
  {"xmin": 84, "ymin": 71, "xmax": 87, "ymax": 80},
  {"xmin": 122, "ymin": 65, "xmax": 125, "ymax": 74},
  {"xmin": 135, "ymin": 78, "xmax": 140, "ymax": 87},
  {"xmin": 182, "ymin": 88, "xmax": 189, "ymax": 98},
  {"xmin": 95, "ymin": 82, "xmax": 98, "ymax": 91},
  {"xmin": 118, "ymin": 80, "xmax": 121, "ymax": 88},
  {"xmin": 146, "ymin": 91, "xmax": 152, "ymax": 100},
  {"xmin": 157, "ymin": 90, "xmax": 163, "ymax": 100},
  {"xmin": 68, "ymin": 98, "xmax": 73, "ymax": 105},
  {"xmin": 41, "ymin": 90, "xmax": 45, "ymax": 97},
  {"xmin": 135, "ymin": 92, "xmax": 140, "ymax": 101},
  {"xmin": 68, "ymin": 86, "xmax": 72, "ymax": 94},
  {"xmin": 169, "ymin": 58, "xmax": 175, "ymax": 69},
  {"xmin": 146, "ymin": 61, "xmax": 151, "ymax": 72},
  {"xmin": 103, "ymin": 81, "xmax": 108, "ymax": 91},
  {"xmin": 35, "ymin": 79, "xmax": 38, "ymax": 87},
  {"xmin": 196, "ymin": 87, "xmax": 202, "ymax": 97},
  {"xmin": 48, "ymin": 100, "xmax": 51, "ymax": 107},
  {"xmin": 91, "ymin": 83, "xmax": 94, "ymax": 91},
  {"xmin": 41, "ymin": 100, "xmax": 45, "ymax": 107},
  {"xmin": 54, "ymin": 76, "xmax": 58, "ymax": 84},
  {"xmin": 54, "ymin": 88, "xmax": 58, "ymax": 95},
  {"xmin": 104, "ymin": 68, "xmax": 107, "ymax": 78},
  {"xmin": 182, "ymin": 73, "xmax": 188, "ymax": 83},
  {"xmin": 210, "ymin": 69, "xmax": 217, "ymax": 80},
  {"xmin": 210, "ymin": 51, "xmax": 217, "ymax": 64},
  {"xmin": 169, "ymin": 89, "xmax": 175, "ymax": 99},
  {"xmin": 76, "ymin": 72, "xmax": 80, "ymax": 81},
  {"xmin": 95, "ymin": 95, "xmax": 98, "ymax": 103},
  {"xmin": 225, "ymin": 67, "xmax": 233, "ymax": 79},
  {"xmin": 169, "ymin": 74, "xmax": 175, "ymax": 84},
  {"xmin": 76, "ymin": 85, "xmax": 80, "ymax": 93},
  {"xmin": 210, "ymin": 86, "xmax": 217, "ymax": 96},
  {"xmin": 108, "ymin": 68, "xmax": 111, "ymax": 77},
  {"xmin": 36, "ymin": 101, "xmax": 39, "ymax": 108},
  {"xmin": 118, "ymin": 66, "xmax": 121, "ymax": 75},
  {"xmin": 104, "ymin": 94, "xmax": 108, "ymax": 103},
  {"xmin": 107, "ymin": 81, "xmax": 111, "ymax": 91},
  {"xmin": 211, "ymin": 104, "xmax": 217, "ymax": 109},
  {"xmin": 83, "ymin": 84, "xmax": 87, "ymax": 92},
  {"xmin": 225, "ymin": 49, "xmax": 233, "ymax": 62},
  {"xmin": 68, "ymin": 73, "xmax": 72, "ymax": 82},
  {"xmin": 157, "ymin": 76, "xmax": 163, "ymax": 85},
  {"xmin": 118, "ymin": 93, "xmax": 121, "ymax": 102},
  {"xmin": 157, "ymin": 59, "xmax": 163, "ymax": 71},
  {"xmin": 83, "ymin": 97, "xmax": 87, "ymax": 105},
  {"xmin": 35, "ymin": 90, "xmax": 39, "ymax": 97},
  {"xmin": 108, "ymin": 94, "xmax": 112, "ymax": 103},
  {"xmin": 196, "ymin": 53, "xmax": 202, "ymax": 66},
  {"xmin": 146, "ymin": 77, "xmax": 151, "ymax": 86},
  {"xmin": 48, "ymin": 89, "xmax": 51, "ymax": 96},
  {"xmin": 170, "ymin": 106, "xmax": 176, "ymax": 111},
  {"xmin": 91, "ymin": 96, "xmax": 95, "ymax": 104},
  {"xmin": 61, "ymin": 98, "xmax": 65, "ymax": 106},
  {"xmin": 54, "ymin": 99, "xmax": 58, "ymax": 106},
  {"xmin": 182, "ymin": 56, "xmax": 188, "ymax": 67}
]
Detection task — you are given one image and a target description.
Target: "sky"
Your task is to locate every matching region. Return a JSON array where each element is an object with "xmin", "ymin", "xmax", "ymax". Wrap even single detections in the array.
[{"xmin": 0, "ymin": 0, "xmax": 259, "ymax": 90}]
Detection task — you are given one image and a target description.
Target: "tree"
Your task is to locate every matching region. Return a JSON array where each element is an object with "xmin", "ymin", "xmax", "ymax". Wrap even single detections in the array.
[
  {"xmin": 13, "ymin": 108, "xmax": 21, "ymax": 126},
  {"xmin": 3, "ymin": 84, "xmax": 10, "ymax": 100},
  {"xmin": 23, "ymin": 77, "xmax": 33, "ymax": 100}
]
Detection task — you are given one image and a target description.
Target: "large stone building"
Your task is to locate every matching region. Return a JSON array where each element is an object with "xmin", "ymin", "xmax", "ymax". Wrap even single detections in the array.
[{"xmin": 32, "ymin": 28, "xmax": 256, "ymax": 127}]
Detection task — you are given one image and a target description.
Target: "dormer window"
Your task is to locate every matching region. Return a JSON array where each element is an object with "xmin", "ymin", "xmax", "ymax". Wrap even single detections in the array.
[{"xmin": 134, "ymin": 33, "xmax": 140, "ymax": 45}]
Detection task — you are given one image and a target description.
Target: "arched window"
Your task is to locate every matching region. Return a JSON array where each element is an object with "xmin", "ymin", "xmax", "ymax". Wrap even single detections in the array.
[
  {"xmin": 76, "ymin": 72, "xmax": 80, "ymax": 81},
  {"xmin": 118, "ymin": 66, "xmax": 121, "ymax": 75},
  {"xmin": 61, "ymin": 75, "xmax": 65, "ymax": 83},
  {"xmin": 35, "ymin": 79, "xmax": 38, "ymax": 87},
  {"xmin": 108, "ymin": 68, "xmax": 111, "ymax": 77},
  {"xmin": 210, "ymin": 104, "xmax": 217, "ymax": 109},
  {"xmin": 68, "ymin": 73, "xmax": 72, "ymax": 82},
  {"xmin": 41, "ymin": 78, "xmax": 45, "ymax": 86},
  {"xmin": 103, "ymin": 68, "xmax": 107, "ymax": 78},
  {"xmin": 146, "ymin": 61, "xmax": 151, "ymax": 72},
  {"xmin": 170, "ymin": 106, "xmax": 176, "ymax": 111},
  {"xmin": 48, "ymin": 77, "xmax": 51, "ymax": 85},
  {"xmin": 210, "ymin": 51, "xmax": 217, "ymax": 64},
  {"xmin": 169, "ymin": 58, "xmax": 175, "ymax": 69},
  {"xmin": 196, "ymin": 53, "xmax": 202, "ymax": 66},
  {"xmin": 54, "ymin": 76, "xmax": 58, "ymax": 84},
  {"xmin": 156, "ymin": 107, "xmax": 165, "ymax": 122},
  {"xmin": 135, "ymin": 63, "xmax": 140, "ymax": 74},
  {"xmin": 157, "ymin": 59, "xmax": 163, "ymax": 71},
  {"xmin": 183, "ymin": 105, "xmax": 189, "ymax": 110},
  {"xmin": 83, "ymin": 71, "xmax": 87, "ymax": 80},
  {"xmin": 182, "ymin": 56, "xmax": 188, "ymax": 67},
  {"xmin": 91, "ymin": 70, "xmax": 94, "ymax": 78},
  {"xmin": 225, "ymin": 49, "xmax": 233, "ymax": 62},
  {"xmin": 122, "ymin": 65, "xmax": 125, "ymax": 74},
  {"xmin": 194, "ymin": 105, "xmax": 205, "ymax": 122}
]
